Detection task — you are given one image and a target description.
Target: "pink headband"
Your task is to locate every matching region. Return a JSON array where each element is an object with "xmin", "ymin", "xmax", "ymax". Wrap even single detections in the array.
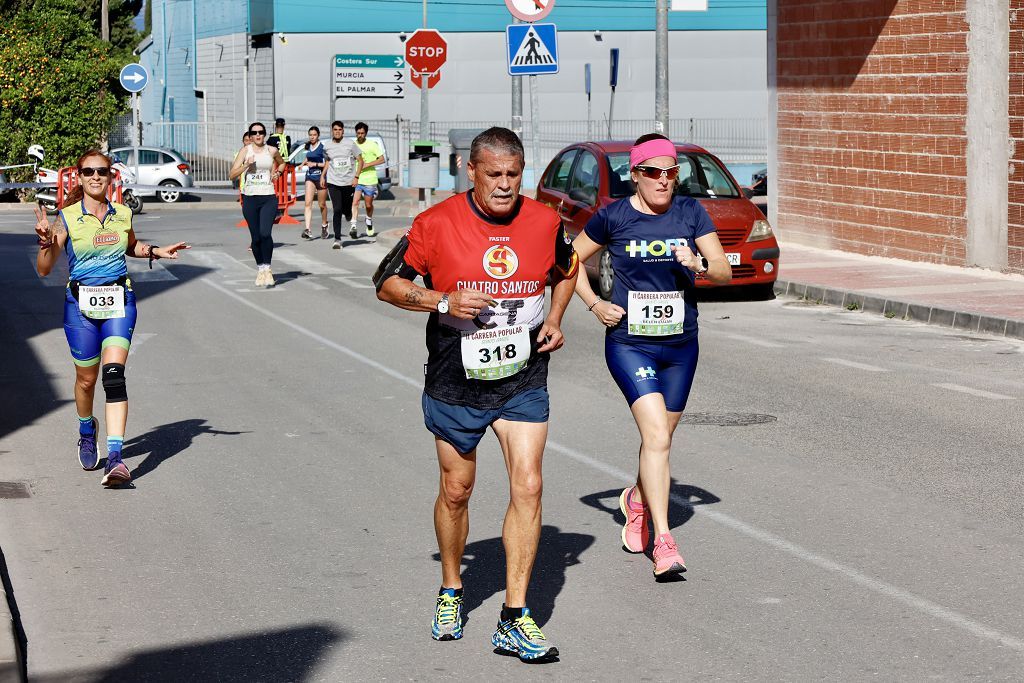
[{"xmin": 630, "ymin": 138, "xmax": 678, "ymax": 169}]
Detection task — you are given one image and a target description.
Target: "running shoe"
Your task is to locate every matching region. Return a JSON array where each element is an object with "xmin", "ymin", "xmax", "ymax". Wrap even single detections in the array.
[
  {"xmin": 492, "ymin": 608, "xmax": 559, "ymax": 662},
  {"xmin": 321, "ymin": 224, "xmax": 329, "ymax": 239},
  {"xmin": 431, "ymin": 588, "xmax": 464, "ymax": 641},
  {"xmin": 366, "ymin": 219, "xmax": 374, "ymax": 237},
  {"xmin": 332, "ymin": 240, "xmax": 342, "ymax": 250},
  {"xmin": 652, "ymin": 532, "xmax": 687, "ymax": 578},
  {"xmin": 77, "ymin": 418, "xmax": 100, "ymax": 470},
  {"xmin": 254, "ymin": 269, "xmax": 265, "ymax": 287},
  {"xmin": 349, "ymin": 222, "xmax": 358, "ymax": 239},
  {"xmin": 101, "ymin": 454, "xmax": 131, "ymax": 487},
  {"xmin": 618, "ymin": 486, "xmax": 650, "ymax": 553},
  {"xmin": 301, "ymin": 229, "xmax": 312, "ymax": 240},
  {"xmin": 264, "ymin": 269, "xmax": 276, "ymax": 287}
]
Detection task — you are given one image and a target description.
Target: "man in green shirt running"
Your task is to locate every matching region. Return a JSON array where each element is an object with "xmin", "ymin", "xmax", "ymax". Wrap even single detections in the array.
[{"xmin": 350, "ymin": 122, "xmax": 384, "ymax": 239}]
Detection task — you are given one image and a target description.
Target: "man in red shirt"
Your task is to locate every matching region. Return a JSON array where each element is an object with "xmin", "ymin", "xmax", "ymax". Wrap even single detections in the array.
[{"xmin": 375, "ymin": 127, "xmax": 577, "ymax": 662}]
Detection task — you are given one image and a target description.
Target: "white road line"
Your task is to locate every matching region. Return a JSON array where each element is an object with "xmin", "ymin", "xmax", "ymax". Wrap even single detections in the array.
[
  {"xmin": 718, "ymin": 333, "xmax": 785, "ymax": 348},
  {"xmin": 332, "ymin": 276, "xmax": 374, "ymax": 288},
  {"xmin": 201, "ymin": 277, "xmax": 1024, "ymax": 653},
  {"xmin": 822, "ymin": 357, "xmax": 889, "ymax": 372},
  {"xmin": 272, "ymin": 249, "xmax": 353, "ymax": 275},
  {"xmin": 933, "ymin": 383, "xmax": 1015, "ymax": 400}
]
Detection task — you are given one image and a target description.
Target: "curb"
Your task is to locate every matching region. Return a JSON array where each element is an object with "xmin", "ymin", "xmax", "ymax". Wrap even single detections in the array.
[
  {"xmin": 0, "ymin": 547, "xmax": 26, "ymax": 682},
  {"xmin": 774, "ymin": 279, "xmax": 1024, "ymax": 341}
]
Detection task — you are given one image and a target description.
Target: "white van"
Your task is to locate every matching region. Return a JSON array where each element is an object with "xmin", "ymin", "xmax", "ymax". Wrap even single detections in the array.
[{"xmin": 288, "ymin": 135, "xmax": 391, "ymax": 191}]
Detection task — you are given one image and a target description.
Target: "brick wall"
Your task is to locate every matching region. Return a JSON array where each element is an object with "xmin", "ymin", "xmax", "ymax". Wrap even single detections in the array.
[
  {"xmin": 776, "ymin": 0, "xmax": 970, "ymax": 264},
  {"xmin": 1010, "ymin": 2, "xmax": 1024, "ymax": 272}
]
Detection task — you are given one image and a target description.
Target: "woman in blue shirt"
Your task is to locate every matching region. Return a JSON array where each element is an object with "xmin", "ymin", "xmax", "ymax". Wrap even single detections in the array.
[
  {"xmin": 300, "ymin": 125, "xmax": 329, "ymax": 240},
  {"xmin": 572, "ymin": 134, "xmax": 731, "ymax": 579}
]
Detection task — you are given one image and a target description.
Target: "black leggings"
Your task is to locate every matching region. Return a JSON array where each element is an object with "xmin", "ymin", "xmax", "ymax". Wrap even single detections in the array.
[
  {"xmin": 242, "ymin": 194, "xmax": 277, "ymax": 265},
  {"xmin": 327, "ymin": 184, "xmax": 354, "ymax": 240}
]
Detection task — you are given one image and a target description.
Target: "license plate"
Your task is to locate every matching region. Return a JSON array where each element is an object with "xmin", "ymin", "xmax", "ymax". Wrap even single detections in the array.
[{"xmin": 726, "ymin": 253, "xmax": 741, "ymax": 266}]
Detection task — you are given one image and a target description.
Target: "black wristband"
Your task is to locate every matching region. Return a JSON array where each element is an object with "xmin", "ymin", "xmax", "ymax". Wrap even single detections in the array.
[{"xmin": 148, "ymin": 245, "xmax": 160, "ymax": 269}]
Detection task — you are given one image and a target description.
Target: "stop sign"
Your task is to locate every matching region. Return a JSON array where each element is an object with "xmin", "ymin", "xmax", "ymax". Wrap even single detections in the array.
[{"xmin": 405, "ymin": 29, "xmax": 448, "ymax": 74}]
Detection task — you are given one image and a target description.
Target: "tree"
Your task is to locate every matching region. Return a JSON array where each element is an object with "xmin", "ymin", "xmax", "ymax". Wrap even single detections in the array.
[{"xmin": 0, "ymin": 0, "xmax": 133, "ymax": 181}]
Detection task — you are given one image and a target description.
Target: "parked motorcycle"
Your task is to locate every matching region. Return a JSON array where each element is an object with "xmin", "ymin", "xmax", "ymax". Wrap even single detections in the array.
[{"xmin": 30, "ymin": 145, "xmax": 143, "ymax": 216}]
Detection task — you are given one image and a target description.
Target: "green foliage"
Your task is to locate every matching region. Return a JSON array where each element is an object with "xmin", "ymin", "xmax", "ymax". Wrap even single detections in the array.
[
  {"xmin": 79, "ymin": 0, "xmax": 144, "ymax": 51},
  {"xmin": 0, "ymin": 0, "xmax": 135, "ymax": 182}
]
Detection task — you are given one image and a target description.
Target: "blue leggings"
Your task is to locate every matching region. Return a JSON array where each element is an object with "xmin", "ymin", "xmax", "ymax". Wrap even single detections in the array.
[
  {"xmin": 63, "ymin": 288, "xmax": 137, "ymax": 366},
  {"xmin": 242, "ymin": 194, "xmax": 277, "ymax": 265},
  {"xmin": 605, "ymin": 335, "xmax": 699, "ymax": 412}
]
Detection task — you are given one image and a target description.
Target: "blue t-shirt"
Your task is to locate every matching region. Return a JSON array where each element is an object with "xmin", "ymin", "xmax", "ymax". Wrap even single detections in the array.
[
  {"xmin": 584, "ymin": 195, "xmax": 717, "ymax": 344},
  {"xmin": 305, "ymin": 142, "xmax": 324, "ymax": 181}
]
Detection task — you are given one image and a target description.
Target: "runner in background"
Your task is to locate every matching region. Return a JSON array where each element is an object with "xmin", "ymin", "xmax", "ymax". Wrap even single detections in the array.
[
  {"xmin": 320, "ymin": 120, "xmax": 362, "ymax": 250},
  {"xmin": 300, "ymin": 126, "xmax": 329, "ymax": 240},
  {"xmin": 229, "ymin": 122, "xmax": 287, "ymax": 286},
  {"xmin": 350, "ymin": 122, "xmax": 384, "ymax": 239}
]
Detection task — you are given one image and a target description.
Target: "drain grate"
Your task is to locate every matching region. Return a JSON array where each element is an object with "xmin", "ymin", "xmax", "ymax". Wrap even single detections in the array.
[
  {"xmin": 681, "ymin": 413, "xmax": 777, "ymax": 427},
  {"xmin": 0, "ymin": 482, "xmax": 30, "ymax": 499}
]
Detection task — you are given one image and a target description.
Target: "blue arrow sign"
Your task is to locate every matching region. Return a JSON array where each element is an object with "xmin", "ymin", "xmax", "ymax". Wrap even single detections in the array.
[
  {"xmin": 506, "ymin": 23, "xmax": 558, "ymax": 76},
  {"xmin": 119, "ymin": 63, "xmax": 149, "ymax": 93}
]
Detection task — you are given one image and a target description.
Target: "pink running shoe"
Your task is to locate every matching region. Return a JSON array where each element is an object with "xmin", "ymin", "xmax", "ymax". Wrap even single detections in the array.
[
  {"xmin": 618, "ymin": 486, "xmax": 650, "ymax": 553},
  {"xmin": 652, "ymin": 533, "xmax": 686, "ymax": 577}
]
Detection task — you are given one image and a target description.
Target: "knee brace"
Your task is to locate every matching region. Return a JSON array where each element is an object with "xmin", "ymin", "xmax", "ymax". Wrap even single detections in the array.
[{"xmin": 101, "ymin": 363, "xmax": 127, "ymax": 403}]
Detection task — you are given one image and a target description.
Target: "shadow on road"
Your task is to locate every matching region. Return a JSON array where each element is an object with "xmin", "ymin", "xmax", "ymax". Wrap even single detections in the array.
[
  {"xmin": 35, "ymin": 623, "xmax": 345, "ymax": 682},
  {"xmin": 580, "ymin": 482, "xmax": 722, "ymax": 534},
  {"xmin": 431, "ymin": 525, "xmax": 594, "ymax": 628},
  {"xmin": 121, "ymin": 418, "xmax": 247, "ymax": 481}
]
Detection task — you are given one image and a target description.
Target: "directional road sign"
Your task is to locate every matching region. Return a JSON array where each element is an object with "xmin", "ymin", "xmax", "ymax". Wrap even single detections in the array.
[
  {"xmin": 334, "ymin": 54, "xmax": 406, "ymax": 99},
  {"xmin": 505, "ymin": 0, "xmax": 555, "ymax": 22},
  {"xmin": 405, "ymin": 29, "xmax": 447, "ymax": 75},
  {"xmin": 506, "ymin": 23, "xmax": 558, "ymax": 76},
  {"xmin": 118, "ymin": 63, "xmax": 149, "ymax": 93}
]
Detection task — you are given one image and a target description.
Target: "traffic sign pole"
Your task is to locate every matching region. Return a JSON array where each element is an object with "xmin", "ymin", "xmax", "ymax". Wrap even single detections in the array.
[{"xmin": 132, "ymin": 92, "xmax": 140, "ymax": 182}]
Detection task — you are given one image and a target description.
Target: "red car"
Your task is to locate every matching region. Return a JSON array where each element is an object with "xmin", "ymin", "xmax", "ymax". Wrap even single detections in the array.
[{"xmin": 535, "ymin": 141, "xmax": 780, "ymax": 299}]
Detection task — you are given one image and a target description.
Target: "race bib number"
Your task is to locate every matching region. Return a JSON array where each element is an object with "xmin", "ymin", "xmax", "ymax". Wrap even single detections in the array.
[
  {"xmin": 331, "ymin": 158, "xmax": 352, "ymax": 173},
  {"xmin": 247, "ymin": 170, "xmax": 270, "ymax": 187},
  {"xmin": 79, "ymin": 285, "xmax": 125, "ymax": 320},
  {"xmin": 627, "ymin": 291, "xmax": 684, "ymax": 336},
  {"xmin": 460, "ymin": 324, "xmax": 530, "ymax": 380}
]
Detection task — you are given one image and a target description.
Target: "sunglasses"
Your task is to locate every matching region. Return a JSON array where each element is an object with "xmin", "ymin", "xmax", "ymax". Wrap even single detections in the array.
[
  {"xmin": 79, "ymin": 167, "xmax": 111, "ymax": 177},
  {"xmin": 634, "ymin": 164, "xmax": 680, "ymax": 181},
  {"xmin": 249, "ymin": 129, "xmax": 266, "ymax": 136}
]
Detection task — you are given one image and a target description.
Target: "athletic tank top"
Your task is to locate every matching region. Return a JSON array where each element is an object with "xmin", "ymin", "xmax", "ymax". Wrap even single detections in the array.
[
  {"xmin": 242, "ymin": 144, "xmax": 276, "ymax": 196},
  {"xmin": 305, "ymin": 141, "xmax": 324, "ymax": 182}
]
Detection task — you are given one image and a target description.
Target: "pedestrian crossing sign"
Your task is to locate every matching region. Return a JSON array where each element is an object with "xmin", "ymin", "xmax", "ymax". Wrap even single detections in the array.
[{"xmin": 506, "ymin": 23, "xmax": 559, "ymax": 76}]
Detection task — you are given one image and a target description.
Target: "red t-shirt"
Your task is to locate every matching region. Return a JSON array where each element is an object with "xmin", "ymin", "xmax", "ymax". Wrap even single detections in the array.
[{"xmin": 403, "ymin": 192, "xmax": 577, "ymax": 408}]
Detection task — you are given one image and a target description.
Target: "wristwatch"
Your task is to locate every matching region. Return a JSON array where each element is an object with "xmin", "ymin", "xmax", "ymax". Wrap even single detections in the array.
[
  {"xmin": 696, "ymin": 256, "xmax": 709, "ymax": 274},
  {"xmin": 436, "ymin": 293, "xmax": 450, "ymax": 314}
]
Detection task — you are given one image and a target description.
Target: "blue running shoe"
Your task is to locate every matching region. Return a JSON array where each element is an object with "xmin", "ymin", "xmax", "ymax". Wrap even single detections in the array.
[
  {"xmin": 431, "ymin": 588, "xmax": 464, "ymax": 641},
  {"xmin": 101, "ymin": 453, "xmax": 131, "ymax": 487},
  {"xmin": 77, "ymin": 418, "xmax": 100, "ymax": 470},
  {"xmin": 491, "ymin": 607, "xmax": 558, "ymax": 662}
]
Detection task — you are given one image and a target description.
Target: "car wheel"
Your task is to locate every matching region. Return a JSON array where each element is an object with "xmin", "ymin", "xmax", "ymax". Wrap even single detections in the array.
[
  {"xmin": 598, "ymin": 248, "xmax": 614, "ymax": 300},
  {"xmin": 157, "ymin": 180, "xmax": 182, "ymax": 203}
]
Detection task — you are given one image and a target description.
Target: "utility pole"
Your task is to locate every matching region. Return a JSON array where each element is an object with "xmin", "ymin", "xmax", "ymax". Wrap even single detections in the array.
[
  {"xmin": 101, "ymin": 0, "xmax": 110, "ymax": 41},
  {"xmin": 511, "ymin": 18, "xmax": 523, "ymax": 141},
  {"xmin": 419, "ymin": 0, "xmax": 431, "ymax": 209},
  {"xmin": 654, "ymin": 0, "xmax": 669, "ymax": 134}
]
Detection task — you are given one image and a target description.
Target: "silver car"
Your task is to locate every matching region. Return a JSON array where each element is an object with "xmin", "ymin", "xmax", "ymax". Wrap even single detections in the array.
[
  {"xmin": 110, "ymin": 146, "xmax": 195, "ymax": 203},
  {"xmin": 287, "ymin": 135, "xmax": 392, "ymax": 191}
]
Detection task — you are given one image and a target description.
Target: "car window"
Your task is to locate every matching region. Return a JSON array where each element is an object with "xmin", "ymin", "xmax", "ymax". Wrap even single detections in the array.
[
  {"xmin": 567, "ymin": 151, "xmax": 599, "ymax": 204},
  {"xmin": 139, "ymin": 149, "xmax": 161, "ymax": 165},
  {"xmin": 159, "ymin": 152, "xmax": 174, "ymax": 164},
  {"xmin": 116, "ymin": 150, "xmax": 134, "ymax": 165},
  {"xmin": 676, "ymin": 154, "xmax": 740, "ymax": 198},
  {"xmin": 606, "ymin": 152, "xmax": 634, "ymax": 198},
  {"xmin": 544, "ymin": 150, "xmax": 577, "ymax": 193},
  {"xmin": 291, "ymin": 147, "xmax": 307, "ymax": 164}
]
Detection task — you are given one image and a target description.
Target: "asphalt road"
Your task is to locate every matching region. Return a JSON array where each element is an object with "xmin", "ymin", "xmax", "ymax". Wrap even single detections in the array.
[{"xmin": 2, "ymin": 206, "xmax": 1023, "ymax": 681}]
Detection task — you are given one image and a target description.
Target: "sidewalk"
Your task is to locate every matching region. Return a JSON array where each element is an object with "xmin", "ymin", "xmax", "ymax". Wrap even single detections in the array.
[{"xmin": 775, "ymin": 242, "xmax": 1024, "ymax": 340}]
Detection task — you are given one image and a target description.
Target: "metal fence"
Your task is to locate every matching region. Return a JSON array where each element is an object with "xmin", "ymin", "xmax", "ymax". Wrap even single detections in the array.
[{"xmin": 110, "ymin": 114, "xmax": 766, "ymax": 187}]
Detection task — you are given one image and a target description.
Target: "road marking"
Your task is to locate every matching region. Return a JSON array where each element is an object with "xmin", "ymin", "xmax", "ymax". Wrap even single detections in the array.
[
  {"xmin": 127, "ymin": 258, "xmax": 177, "ymax": 281},
  {"xmin": 822, "ymin": 357, "xmax": 888, "ymax": 372},
  {"xmin": 189, "ymin": 251, "xmax": 254, "ymax": 277},
  {"xmin": 200, "ymin": 277, "xmax": 1024, "ymax": 653},
  {"xmin": 933, "ymin": 383, "xmax": 1015, "ymax": 400},
  {"xmin": 332, "ymin": 276, "xmax": 374, "ymax": 288},
  {"xmin": 718, "ymin": 333, "xmax": 785, "ymax": 348},
  {"xmin": 272, "ymin": 249, "xmax": 353, "ymax": 276}
]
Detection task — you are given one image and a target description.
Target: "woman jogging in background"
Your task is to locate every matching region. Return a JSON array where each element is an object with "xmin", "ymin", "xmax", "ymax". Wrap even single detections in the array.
[
  {"xmin": 300, "ymin": 125, "xmax": 329, "ymax": 240},
  {"xmin": 571, "ymin": 133, "xmax": 731, "ymax": 579},
  {"xmin": 35, "ymin": 149, "xmax": 189, "ymax": 487},
  {"xmin": 230, "ymin": 122, "xmax": 286, "ymax": 285}
]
